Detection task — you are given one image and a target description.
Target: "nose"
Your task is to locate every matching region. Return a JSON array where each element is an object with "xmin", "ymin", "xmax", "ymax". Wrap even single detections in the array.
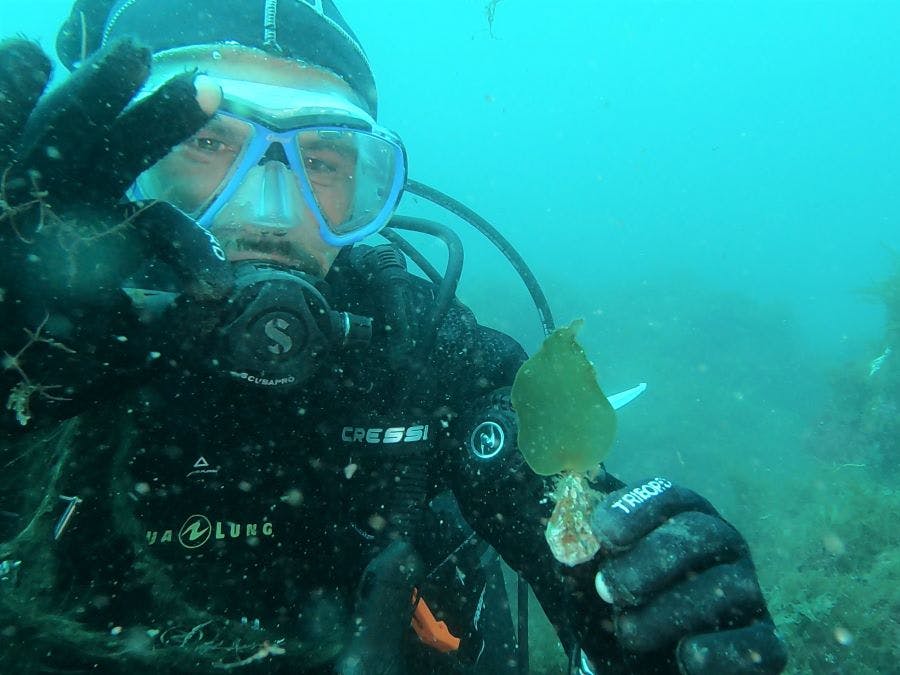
[
  {"xmin": 209, "ymin": 144, "xmax": 313, "ymax": 236},
  {"xmin": 261, "ymin": 142, "xmax": 290, "ymax": 167},
  {"xmin": 257, "ymin": 160, "xmax": 300, "ymax": 227}
]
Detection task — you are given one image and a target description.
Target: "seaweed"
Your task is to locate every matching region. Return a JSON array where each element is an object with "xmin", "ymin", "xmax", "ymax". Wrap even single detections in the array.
[
  {"xmin": 862, "ymin": 247, "xmax": 900, "ymax": 348},
  {"xmin": 511, "ymin": 319, "xmax": 616, "ymax": 476},
  {"xmin": 744, "ymin": 465, "xmax": 900, "ymax": 674},
  {"xmin": 739, "ymin": 257, "xmax": 900, "ymax": 672},
  {"xmin": 485, "ymin": 0, "xmax": 505, "ymax": 38}
]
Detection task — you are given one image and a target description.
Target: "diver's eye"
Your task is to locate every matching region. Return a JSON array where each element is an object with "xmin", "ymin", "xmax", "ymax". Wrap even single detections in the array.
[
  {"xmin": 190, "ymin": 137, "xmax": 231, "ymax": 153},
  {"xmin": 305, "ymin": 156, "xmax": 338, "ymax": 175}
]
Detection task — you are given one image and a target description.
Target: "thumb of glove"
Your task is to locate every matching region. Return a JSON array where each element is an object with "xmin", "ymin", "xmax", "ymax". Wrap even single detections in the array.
[{"xmin": 130, "ymin": 201, "xmax": 233, "ymax": 302}]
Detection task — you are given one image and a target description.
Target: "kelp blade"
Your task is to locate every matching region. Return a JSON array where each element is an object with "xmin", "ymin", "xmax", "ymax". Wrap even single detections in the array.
[{"xmin": 511, "ymin": 320, "xmax": 616, "ymax": 475}]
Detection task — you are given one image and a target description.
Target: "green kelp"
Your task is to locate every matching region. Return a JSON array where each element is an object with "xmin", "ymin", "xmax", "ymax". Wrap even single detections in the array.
[
  {"xmin": 511, "ymin": 320, "xmax": 617, "ymax": 566},
  {"xmin": 511, "ymin": 319, "xmax": 617, "ymax": 475}
]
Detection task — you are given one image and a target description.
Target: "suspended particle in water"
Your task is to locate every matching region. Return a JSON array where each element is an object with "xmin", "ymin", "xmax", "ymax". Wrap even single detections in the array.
[
  {"xmin": 822, "ymin": 532, "xmax": 846, "ymax": 556},
  {"xmin": 833, "ymin": 626, "xmax": 853, "ymax": 646},
  {"xmin": 280, "ymin": 488, "xmax": 303, "ymax": 507}
]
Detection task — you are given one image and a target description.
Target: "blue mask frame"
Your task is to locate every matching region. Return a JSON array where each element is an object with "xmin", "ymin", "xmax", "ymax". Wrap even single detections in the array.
[{"xmin": 191, "ymin": 112, "xmax": 407, "ymax": 247}]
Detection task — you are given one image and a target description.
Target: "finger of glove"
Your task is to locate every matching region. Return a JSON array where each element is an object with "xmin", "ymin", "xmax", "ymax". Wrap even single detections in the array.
[
  {"xmin": 0, "ymin": 39, "xmax": 52, "ymax": 163},
  {"xmin": 94, "ymin": 72, "xmax": 215, "ymax": 197},
  {"xmin": 18, "ymin": 39, "xmax": 151, "ymax": 200},
  {"xmin": 677, "ymin": 620, "xmax": 788, "ymax": 675},
  {"xmin": 595, "ymin": 511, "xmax": 747, "ymax": 606},
  {"xmin": 613, "ymin": 559, "xmax": 767, "ymax": 653},
  {"xmin": 592, "ymin": 478, "xmax": 719, "ymax": 553},
  {"xmin": 131, "ymin": 201, "xmax": 233, "ymax": 300}
]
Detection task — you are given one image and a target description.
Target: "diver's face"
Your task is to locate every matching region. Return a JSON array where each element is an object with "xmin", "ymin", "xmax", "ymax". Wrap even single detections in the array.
[{"xmin": 141, "ymin": 50, "xmax": 367, "ymax": 276}]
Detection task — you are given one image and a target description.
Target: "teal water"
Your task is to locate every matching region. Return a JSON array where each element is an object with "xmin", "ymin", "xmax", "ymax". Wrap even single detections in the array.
[
  {"xmin": 9, "ymin": 2, "xmax": 900, "ymax": 355},
  {"xmin": 5, "ymin": 1, "xmax": 899, "ymax": 672}
]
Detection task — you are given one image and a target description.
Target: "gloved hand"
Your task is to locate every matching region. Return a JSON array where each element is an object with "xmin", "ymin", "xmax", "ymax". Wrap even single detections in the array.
[
  {"xmin": 0, "ymin": 37, "xmax": 231, "ymax": 304},
  {"xmin": 0, "ymin": 38, "xmax": 230, "ymax": 425},
  {"xmin": 588, "ymin": 478, "xmax": 788, "ymax": 674}
]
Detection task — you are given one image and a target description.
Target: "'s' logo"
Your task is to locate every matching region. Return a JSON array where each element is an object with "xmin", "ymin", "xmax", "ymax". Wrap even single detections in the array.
[
  {"xmin": 265, "ymin": 317, "xmax": 293, "ymax": 354},
  {"xmin": 178, "ymin": 514, "xmax": 212, "ymax": 549},
  {"xmin": 470, "ymin": 421, "xmax": 505, "ymax": 460}
]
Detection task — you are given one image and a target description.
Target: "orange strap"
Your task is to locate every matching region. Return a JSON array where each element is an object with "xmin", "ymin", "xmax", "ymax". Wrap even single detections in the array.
[{"xmin": 410, "ymin": 590, "xmax": 461, "ymax": 653}]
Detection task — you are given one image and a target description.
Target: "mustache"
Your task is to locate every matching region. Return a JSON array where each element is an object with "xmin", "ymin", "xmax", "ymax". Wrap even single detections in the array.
[
  {"xmin": 213, "ymin": 226, "xmax": 302, "ymax": 256},
  {"xmin": 232, "ymin": 235, "xmax": 298, "ymax": 257},
  {"xmin": 218, "ymin": 231, "xmax": 323, "ymax": 274}
]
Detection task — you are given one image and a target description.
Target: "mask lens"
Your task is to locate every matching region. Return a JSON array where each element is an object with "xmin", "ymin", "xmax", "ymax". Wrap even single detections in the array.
[
  {"xmin": 136, "ymin": 115, "xmax": 256, "ymax": 215},
  {"xmin": 295, "ymin": 129, "xmax": 403, "ymax": 236}
]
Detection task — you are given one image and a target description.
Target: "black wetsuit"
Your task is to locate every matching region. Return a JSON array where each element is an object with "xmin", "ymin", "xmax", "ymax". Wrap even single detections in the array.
[{"xmin": 0, "ymin": 251, "xmax": 637, "ymax": 674}]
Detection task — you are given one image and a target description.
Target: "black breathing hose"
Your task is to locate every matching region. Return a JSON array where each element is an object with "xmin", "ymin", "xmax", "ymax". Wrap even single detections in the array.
[
  {"xmin": 404, "ymin": 179, "xmax": 556, "ymax": 339},
  {"xmin": 384, "ymin": 215, "xmax": 463, "ymax": 353}
]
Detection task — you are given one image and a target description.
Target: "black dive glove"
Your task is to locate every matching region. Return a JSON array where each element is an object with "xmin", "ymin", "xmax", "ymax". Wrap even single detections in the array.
[
  {"xmin": 0, "ymin": 37, "xmax": 231, "ymax": 302},
  {"xmin": 586, "ymin": 478, "xmax": 787, "ymax": 674},
  {"xmin": 0, "ymin": 38, "xmax": 231, "ymax": 425}
]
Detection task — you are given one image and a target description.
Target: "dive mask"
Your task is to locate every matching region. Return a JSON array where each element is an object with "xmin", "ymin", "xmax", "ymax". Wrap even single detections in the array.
[{"xmin": 132, "ymin": 74, "xmax": 407, "ymax": 247}]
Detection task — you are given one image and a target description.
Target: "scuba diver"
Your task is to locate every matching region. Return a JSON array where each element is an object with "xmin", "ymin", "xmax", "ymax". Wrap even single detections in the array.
[{"xmin": 0, "ymin": 0, "xmax": 788, "ymax": 673}]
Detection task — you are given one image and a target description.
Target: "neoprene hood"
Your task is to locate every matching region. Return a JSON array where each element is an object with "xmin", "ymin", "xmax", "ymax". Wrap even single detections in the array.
[{"xmin": 56, "ymin": 0, "xmax": 378, "ymax": 116}]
